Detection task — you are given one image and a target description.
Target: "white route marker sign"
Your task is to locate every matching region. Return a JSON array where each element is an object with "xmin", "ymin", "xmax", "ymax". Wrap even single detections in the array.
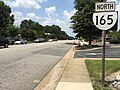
[
  {"xmin": 93, "ymin": 2, "xmax": 118, "ymax": 30},
  {"xmin": 93, "ymin": 11, "xmax": 117, "ymax": 30}
]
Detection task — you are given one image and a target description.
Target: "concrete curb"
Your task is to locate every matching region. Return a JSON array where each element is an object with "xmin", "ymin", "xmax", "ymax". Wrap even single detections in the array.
[
  {"xmin": 75, "ymin": 47, "xmax": 102, "ymax": 51},
  {"xmin": 34, "ymin": 46, "xmax": 75, "ymax": 90},
  {"xmin": 80, "ymin": 58, "xmax": 120, "ymax": 60},
  {"xmin": 75, "ymin": 45, "xmax": 120, "ymax": 52}
]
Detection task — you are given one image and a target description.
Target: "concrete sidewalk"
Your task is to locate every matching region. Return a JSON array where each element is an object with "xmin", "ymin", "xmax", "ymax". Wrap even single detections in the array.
[{"xmin": 56, "ymin": 58, "xmax": 93, "ymax": 90}]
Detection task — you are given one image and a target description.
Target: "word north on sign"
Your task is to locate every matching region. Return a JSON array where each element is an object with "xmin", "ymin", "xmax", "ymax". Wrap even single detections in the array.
[
  {"xmin": 93, "ymin": 12, "xmax": 118, "ymax": 30},
  {"xmin": 95, "ymin": 2, "xmax": 115, "ymax": 12}
]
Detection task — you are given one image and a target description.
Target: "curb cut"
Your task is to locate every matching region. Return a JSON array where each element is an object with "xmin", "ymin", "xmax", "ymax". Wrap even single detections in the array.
[{"xmin": 34, "ymin": 46, "xmax": 75, "ymax": 90}]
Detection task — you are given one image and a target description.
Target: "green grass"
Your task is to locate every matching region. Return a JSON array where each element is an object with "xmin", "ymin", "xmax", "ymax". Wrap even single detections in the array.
[
  {"xmin": 27, "ymin": 40, "xmax": 34, "ymax": 43},
  {"xmin": 85, "ymin": 60, "xmax": 120, "ymax": 90}
]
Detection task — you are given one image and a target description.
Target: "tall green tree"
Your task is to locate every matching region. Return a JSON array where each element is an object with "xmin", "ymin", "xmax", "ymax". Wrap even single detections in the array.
[
  {"xmin": 20, "ymin": 19, "xmax": 45, "ymax": 40},
  {"xmin": 20, "ymin": 20, "xmax": 30, "ymax": 39},
  {"xmin": 71, "ymin": 0, "xmax": 103, "ymax": 45},
  {"xmin": 0, "ymin": 1, "xmax": 14, "ymax": 36},
  {"xmin": 7, "ymin": 25, "xmax": 19, "ymax": 38}
]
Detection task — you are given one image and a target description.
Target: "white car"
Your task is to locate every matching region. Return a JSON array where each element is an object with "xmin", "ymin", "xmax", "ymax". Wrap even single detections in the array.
[{"xmin": 15, "ymin": 39, "xmax": 27, "ymax": 44}]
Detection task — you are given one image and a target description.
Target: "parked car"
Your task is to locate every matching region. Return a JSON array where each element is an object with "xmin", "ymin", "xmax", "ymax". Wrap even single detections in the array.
[
  {"xmin": 0, "ymin": 36, "xmax": 9, "ymax": 48},
  {"xmin": 48, "ymin": 39, "xmax": 58, "ymax": 42},
  {"xmin": 15, "ymin": 39, "xmax": 27, "ymax": 44},
  {"xmin": 7, "ymin": 37, "xmax": 15, "ymax": 45},
  {"xmin": 34, "ymin": 38, "xmax": 47, "ymax": 43}
]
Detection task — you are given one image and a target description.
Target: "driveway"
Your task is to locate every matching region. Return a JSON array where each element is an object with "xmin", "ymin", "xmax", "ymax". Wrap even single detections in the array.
[{"xmin": 75, "ymin": 45, "xmax": 120, "ymax": 58}]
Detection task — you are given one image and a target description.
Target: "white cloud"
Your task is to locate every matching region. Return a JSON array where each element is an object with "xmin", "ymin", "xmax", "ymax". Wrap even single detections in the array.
[
  {"xmin": 41, "ymin": 17, "xmax": 65, "ymax": 27},
  {"xmin": 63, "ymin": 9, "xmax": 76, "ymax": 28},
  {"xmin": 107, "ymin": 0, "xmax": 117, "ymax": 2},
  {"xmin": 55, "ymin": 19, "xmax": 66, "ymax": 26},
  {"xmin": 12, "ymin": 11, "xmax": 30, "ymax": 25},
  {"xmin": 42, "ymin": 17, "xmax": 65, "ymax": 27},
  {"xmin": 63, "ymin": 9, "xmax": 76, "ymax": 36},
  {"xmin": 42, "ymin": 16, "xmax": 75, "ymax": 36},
  {"xmin": 27, "ymin": 12, "xmax": 41, "ymax": 19},
  {"xmin": 45, "ymin": 6, "xmax": 56, "ymax": 16},
  {"xmin": 42, "ymin": 17, "xmax": 54, "ymax": 25},
  {"xmin": 63, "ymin": 11, "xmax": 70, "ymax": 20},
  {"xmin": 8, "ymin": 0, "xmax": 41, "ymax": 9},
  {"xmin": 63, "ymin": 9, "xmax": 76, "ymax": 20},
  {"xmin": 36, "ymin": 0, "xmax": 47, "ymax": 3}
]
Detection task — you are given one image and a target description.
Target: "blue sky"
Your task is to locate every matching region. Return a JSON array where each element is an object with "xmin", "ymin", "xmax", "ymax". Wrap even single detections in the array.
[
  {"xmin": 1, "ymin": 0, "xmax": 120, "ymax": 37},
  {"xmin": 1, "ymin": 0, "xmax": 75, "ymax": 37}
]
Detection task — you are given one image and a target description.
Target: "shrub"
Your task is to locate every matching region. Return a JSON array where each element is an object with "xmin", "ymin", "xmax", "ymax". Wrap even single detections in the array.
[
  {"xmin": 109, "ymin": 39, "xmax": 120, "ymax": 44},
  {"xmin": 81, "ymin": 45, "xmax": 92, "ymax": 49}
]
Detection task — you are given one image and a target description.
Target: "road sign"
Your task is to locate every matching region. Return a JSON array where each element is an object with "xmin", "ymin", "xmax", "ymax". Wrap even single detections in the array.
[
  {"xmin": 95, "ymin": 2, "xmax": 115, "ymax": 12},
  {"xmin": 93, "ymin": 1, "xmax": 118, "ymax": 86},
  {"xmin": 93, "ymin": 11, "xmax": 118, "ymax": 30}
]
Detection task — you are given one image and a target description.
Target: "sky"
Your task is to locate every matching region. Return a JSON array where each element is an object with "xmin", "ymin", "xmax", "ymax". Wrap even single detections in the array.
[{"xmin": 1, "ymin": 0, "xmax": 120, "ymax": 37}]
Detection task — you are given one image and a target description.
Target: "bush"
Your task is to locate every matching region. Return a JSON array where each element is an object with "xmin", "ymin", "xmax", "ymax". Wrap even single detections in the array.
[
  {"xmin": 80, "ymin": 45, "xmax": 92, "ymax": 49},
  {"xmin": 109, "ymin": 39, "xmax": 120, "ymax": 44}
]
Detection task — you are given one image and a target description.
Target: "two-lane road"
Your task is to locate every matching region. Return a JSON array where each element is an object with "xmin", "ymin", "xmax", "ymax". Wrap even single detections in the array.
[{"xmin": 0, "ymin": 40, "xmax": 73, "ymax": 90}]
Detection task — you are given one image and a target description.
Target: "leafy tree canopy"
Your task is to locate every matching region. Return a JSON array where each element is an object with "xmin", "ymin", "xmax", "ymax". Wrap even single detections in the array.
[
  {"xmin": 71, "ymin": 0, "xmax": 105, "ymax": 45},
  {"xmin": 108, "ymin": 31, "xmax": 120, "ymax": 39},
  {"xmin": 0, "ymin": 1, "xmax": 14, "ymax": 36}
]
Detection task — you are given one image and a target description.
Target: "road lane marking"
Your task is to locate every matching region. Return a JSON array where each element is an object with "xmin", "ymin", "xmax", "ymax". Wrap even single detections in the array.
[{"xmin": 86, "ymin": 53, "xmax": 103, "ymax": 55}]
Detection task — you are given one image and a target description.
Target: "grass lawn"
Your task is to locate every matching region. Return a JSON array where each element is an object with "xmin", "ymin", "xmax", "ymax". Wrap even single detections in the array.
[{"xmin": 85, "ymin": 60, "xmax": 120, "ymax": 90}]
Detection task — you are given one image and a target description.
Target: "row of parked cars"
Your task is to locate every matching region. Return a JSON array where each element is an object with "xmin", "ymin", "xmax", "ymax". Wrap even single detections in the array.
[
  {"xmin": 0, "ymin": 36, "xmax": 27, "ymax": 48},
  {"xmin": 0, "ymin": 36, "xmax": 57, "ymax": 48},
  {"xmin": 34, "ymin": 38, "xmax": 58, "ymax": 42}
]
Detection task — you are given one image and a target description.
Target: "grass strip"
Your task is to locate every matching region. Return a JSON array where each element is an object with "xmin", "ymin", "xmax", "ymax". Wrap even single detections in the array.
[{"xmin": 85, "ymin": 60, "xmax": 120, "ymax": 90}]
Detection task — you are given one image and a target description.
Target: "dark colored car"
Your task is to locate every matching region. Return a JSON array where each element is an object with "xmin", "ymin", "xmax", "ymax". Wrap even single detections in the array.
[
  {"xmin": 7, "ymin": 37, "xmax": 15, "ymax": 45},
  {"xmin": 0, "ymin": 36, "xmax": 9, "ymax": 48}
]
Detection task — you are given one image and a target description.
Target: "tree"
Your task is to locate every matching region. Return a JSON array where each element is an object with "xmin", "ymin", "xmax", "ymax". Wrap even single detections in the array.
[
  {"xmin": 7, "ymin": 25, "xmax": 19, "ymax": 38},
  {"xmin": 71, "ymin": 0, "xmax": 103, "ymax": 45},
  {"xmin": 44, "ymin": 25, "xmax": 69, "ymax": 40},
  {"xmin": 44, "ymin": 25, "xmax": 53, "ymax": 33},
  {"xmin": 27, "ymin": 29, "xmax": 37, "ymax": 41},
  {"xmin": 20, "ymin": 19, "xmax": 45, "ymax": 40},
  {"xmin": 0, "ymin": 1, "xmax": 14, "ymax": 36},
  {"xmin": 108, "ymin": 31, "xmax": 120, "ymax": 39},
  {"xmin": 59, "ymin": 31, "xmax": 69, "ymax": 40},
  {"xmin": 50, "ymin": 25, "xmax": 61, "ymax": 39}
]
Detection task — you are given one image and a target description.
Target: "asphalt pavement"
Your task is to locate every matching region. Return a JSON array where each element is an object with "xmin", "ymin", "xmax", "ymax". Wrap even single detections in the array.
[
  {"xmin": 75, "ymin": 45, "xmax": 120, "ymax": 58},
  {"xmin": 0, "ymin": 40, "xmax": 72, "ymax": 90}
]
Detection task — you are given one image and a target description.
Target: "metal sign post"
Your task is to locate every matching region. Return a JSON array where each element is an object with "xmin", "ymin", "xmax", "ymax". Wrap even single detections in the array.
[
  {"xmin": 101, "ymin": 0, "xmax": 106, "ymax": 85},
  {"xmin": 102, "ymin": 30, "xmax": 106, "ymax": 86},
  {"xmin": 93, "ymin": 1, "xmax": 117, "ymax": 86}
]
